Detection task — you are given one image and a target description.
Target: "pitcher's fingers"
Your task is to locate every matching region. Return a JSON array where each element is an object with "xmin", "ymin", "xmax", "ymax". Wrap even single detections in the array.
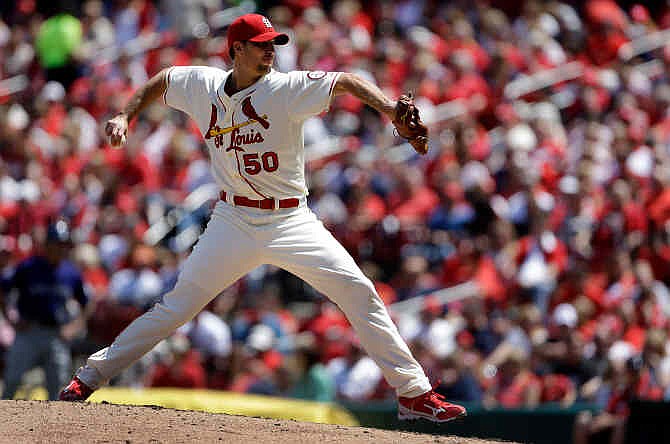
[{"xmin": 106, "ymin": 120, "xmax": 119, "ymax": 133}]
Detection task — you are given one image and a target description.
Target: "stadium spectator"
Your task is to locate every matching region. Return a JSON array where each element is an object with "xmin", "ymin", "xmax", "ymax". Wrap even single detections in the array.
[
  {"xmin": 574, "ymin": 356, "xmax": 647, "ymax": 444},
  {"xmin": 146, "ymin": 334, "xmax": 206, "ymax": 389},
  {"xmin": 483, "ymin": 348, "xmax": 542, "ymax": 409},
  {"xmin": 289, "ymin": 336, "xmax": 336, "ymax": 402},
  {"xmin": 0, "ymin": 220, "xmax": 88, "ymax": 400}
]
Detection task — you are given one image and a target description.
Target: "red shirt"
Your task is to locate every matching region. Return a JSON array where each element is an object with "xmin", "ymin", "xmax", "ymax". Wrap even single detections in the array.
[
  {"xmin": 443, "ymin": 73, "xmax": 491, "ymax": 104},
  {"xmin": 495, "ymin": 371, "xmax": 542, "ymax": 408},
  {"xmin": 474, "ymin": 256, "xmax": 506, "ymax": 303},
  {"xmin": 649, "ymin": 189, "xmax": 670, "ymax": 226},
  {"xmin": 392, "ymin": 187, "xmax": 440, "ymax": 226},
  {"xmin": 541, "ymin": 374, "xmax": 574, "ymax": 403},
  {"xmin": 606, "ymin": 369, "xmax": 664, "ymax": 417},
  {"xmin": 147, "ymin": 350, "xmax": 206, "ymax": 389}
]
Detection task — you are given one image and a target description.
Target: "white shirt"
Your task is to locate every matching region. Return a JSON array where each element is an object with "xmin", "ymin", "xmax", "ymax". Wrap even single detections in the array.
[
  {"xmin": 164, "ymin": 66, "xmax": 341, "ymax": 199},
  {"xmin": 178, "ymin": 310, "xmax": 232, "ymax": 358},
  {"xmin": 327, "ymin": 356, "xmax": 383, "ymax": 401}
]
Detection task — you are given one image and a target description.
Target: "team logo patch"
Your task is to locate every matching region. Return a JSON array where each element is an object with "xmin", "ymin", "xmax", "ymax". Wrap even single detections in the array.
[
  {"xmin": 307, "ymin": 71, "xmax": 326, "ymax": 80},
  {"xmin": 262, "ymin": 17, "xmax": 273, "ymax": 28},
  {"xmin": 205, "ymin": 97, "xmax": 270, "ymax": 151}
]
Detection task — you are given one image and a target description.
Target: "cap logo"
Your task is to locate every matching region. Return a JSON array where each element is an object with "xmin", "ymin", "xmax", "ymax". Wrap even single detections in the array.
[{"xmin": 262, "ymin": 17, "xmax": 273, "ymax": 28}]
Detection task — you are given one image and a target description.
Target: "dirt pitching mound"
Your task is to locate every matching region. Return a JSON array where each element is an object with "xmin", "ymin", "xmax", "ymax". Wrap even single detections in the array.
[{"xmin": 0, "ymin": 400, "xmax": 519, "ymax": 444}]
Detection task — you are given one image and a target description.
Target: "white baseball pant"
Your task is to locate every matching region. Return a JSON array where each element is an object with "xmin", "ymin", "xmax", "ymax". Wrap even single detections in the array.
[{"xmin": 80, "ymin": 201, "xmax": 431, "ymax": 397}]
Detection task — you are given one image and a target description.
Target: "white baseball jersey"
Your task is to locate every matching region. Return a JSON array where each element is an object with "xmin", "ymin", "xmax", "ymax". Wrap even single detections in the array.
[{"xmin": 163, "ymin": 66, "xmax": 340, "ymax": 199}]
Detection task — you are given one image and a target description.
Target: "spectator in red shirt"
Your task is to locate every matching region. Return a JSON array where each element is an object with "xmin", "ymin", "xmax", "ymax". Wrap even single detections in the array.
[
  {"xmin": 484, "ymin": 349, "xmax": 542, "ymax": 409},
  {"xmin": 574, "ymin": 355, "xmax": 652, "ymax": 444},
  {"xmin": 146, "ymin": 334, "xmax": 206, "ymax": 389},
  {"xmin": 540, "ymin": 373, "xmax": 576, "ymax": 407}
]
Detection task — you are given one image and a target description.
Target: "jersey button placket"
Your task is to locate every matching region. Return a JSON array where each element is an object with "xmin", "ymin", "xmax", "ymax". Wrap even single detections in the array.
[{"xmin": 219, "ymin": 101, "xmax": 240, "ymax": 181}]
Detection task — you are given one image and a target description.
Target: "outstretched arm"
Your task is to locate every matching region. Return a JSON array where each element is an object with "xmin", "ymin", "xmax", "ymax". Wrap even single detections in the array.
[
  {"xmin": 105, "ymin": 68, "xmax": 169, "ymax": 146},
  {"xmin": 332, "ymin": 73, "xmax": 396, "ymax": 120},
  {"xmin": 332, "ymin": 72, "xmax": 429, "ymax": 155}
]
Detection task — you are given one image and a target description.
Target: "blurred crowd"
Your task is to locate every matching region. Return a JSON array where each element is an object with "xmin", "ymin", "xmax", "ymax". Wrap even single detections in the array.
[{"xmin": 2, "ymin": 0, "xmax": 670, "ymax": 430}]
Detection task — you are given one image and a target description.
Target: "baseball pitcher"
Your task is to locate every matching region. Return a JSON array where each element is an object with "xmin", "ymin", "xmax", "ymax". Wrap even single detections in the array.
[{"xmin": 59, "ymin": 13, "xmax": 465, "ymax": 423}]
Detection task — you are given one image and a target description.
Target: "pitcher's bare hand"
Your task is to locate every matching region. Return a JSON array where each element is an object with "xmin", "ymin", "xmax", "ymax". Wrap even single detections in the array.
[{"xmin": 105, "ymin": 113, "xmax": 129, "ymax": 147}]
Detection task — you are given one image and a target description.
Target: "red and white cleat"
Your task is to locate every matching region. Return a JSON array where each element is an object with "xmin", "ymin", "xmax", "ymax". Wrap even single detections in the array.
[
  {"xmin": 398, "ymin": 389, "xmax": 467, "ymax": 423},
  {"xmin": 58, "ymin": 376, "xmax": 95, "ymax": 402}
]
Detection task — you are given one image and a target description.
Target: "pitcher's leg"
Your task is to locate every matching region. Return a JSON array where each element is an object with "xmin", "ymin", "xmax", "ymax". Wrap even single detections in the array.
[
  {"xmin": 81, "ymin": 279, "xmax": 212, "ymax": 387},
  {"xmin": 265, "ymin": 214, "xmax": 430, "ymax": 397},
  {"xmin": 78, "ymin": 212, "xmax": 260, "ymax": 389}
]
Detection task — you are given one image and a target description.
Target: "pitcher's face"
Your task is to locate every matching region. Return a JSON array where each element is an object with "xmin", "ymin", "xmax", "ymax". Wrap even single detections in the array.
[{"xmin": 240, "ymin": 40, "xmax": 276, "ymax": 75}]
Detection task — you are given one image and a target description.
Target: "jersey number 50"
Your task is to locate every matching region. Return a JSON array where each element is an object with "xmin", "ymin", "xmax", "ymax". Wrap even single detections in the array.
[{"xmin": 243, "ymin": 151, "xmax": 279, "ymax": 175}]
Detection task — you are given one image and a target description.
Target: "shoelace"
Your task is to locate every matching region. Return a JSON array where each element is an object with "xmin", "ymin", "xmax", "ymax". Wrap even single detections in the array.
[
  {"xmin": 427, "ymin": 381, "xmax": 449, "ymax": 406},
  {"xmin": 428, "ymin": 390, "xmax": 448, "ymax": 405}
]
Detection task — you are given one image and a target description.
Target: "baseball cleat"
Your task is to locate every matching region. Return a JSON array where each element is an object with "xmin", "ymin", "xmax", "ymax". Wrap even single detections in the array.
[
  {"xmin": 397, "ymin": 390, "xmax": 467, "ymax": 423},
  {"xmin": 58, "ymin": 376, "xmax": 94, "ymax": 402}
]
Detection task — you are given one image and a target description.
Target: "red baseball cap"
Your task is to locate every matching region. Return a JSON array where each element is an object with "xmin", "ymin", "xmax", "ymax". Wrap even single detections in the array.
[{"xmin": 227, "ymin": 14, "xmax": 289, "ymax": 52}]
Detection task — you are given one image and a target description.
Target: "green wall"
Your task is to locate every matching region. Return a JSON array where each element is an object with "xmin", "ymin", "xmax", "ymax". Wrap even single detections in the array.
[{"xmin": 340, "ymin": 401, "xmax": 600, "ymax": 444}]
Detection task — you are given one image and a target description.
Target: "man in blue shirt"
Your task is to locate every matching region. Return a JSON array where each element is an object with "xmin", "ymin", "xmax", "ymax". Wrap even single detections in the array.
[{"xmin": 1, "ymin": 220, "xmax": 88, "ymax": 400}]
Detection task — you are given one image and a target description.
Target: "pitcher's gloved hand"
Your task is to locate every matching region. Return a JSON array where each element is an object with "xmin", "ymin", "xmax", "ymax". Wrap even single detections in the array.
[{"xmin": 393, "ymin": 93, "xmax": 429, "ymax": 155}]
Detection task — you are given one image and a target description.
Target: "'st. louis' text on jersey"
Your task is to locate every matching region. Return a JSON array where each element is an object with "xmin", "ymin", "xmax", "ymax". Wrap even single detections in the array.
[{"xmin": 163, "ymin": 67, "xmax": 341, "ymax": 200}]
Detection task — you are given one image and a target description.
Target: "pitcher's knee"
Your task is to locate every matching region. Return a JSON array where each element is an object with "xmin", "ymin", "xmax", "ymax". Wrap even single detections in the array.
[
  {"xmin": 336, "ymin": 277, "xmax": 385, "ymax": 312},
  {"xmin": 149, "ymin": 279, "xmax": 213, "ymax": 333},
  {"xmin": 350, "ymin": 276, "xmax": 377, "ymax": 295},
  {"xmin": 143, "ymin": 301, "xmax": 193, "ymax": 335}
]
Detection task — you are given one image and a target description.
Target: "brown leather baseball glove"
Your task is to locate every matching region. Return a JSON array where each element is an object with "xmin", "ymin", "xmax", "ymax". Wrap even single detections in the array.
[{"xmin": 393, "ymin": 93, "xmax": 429, "ymax": 155}]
